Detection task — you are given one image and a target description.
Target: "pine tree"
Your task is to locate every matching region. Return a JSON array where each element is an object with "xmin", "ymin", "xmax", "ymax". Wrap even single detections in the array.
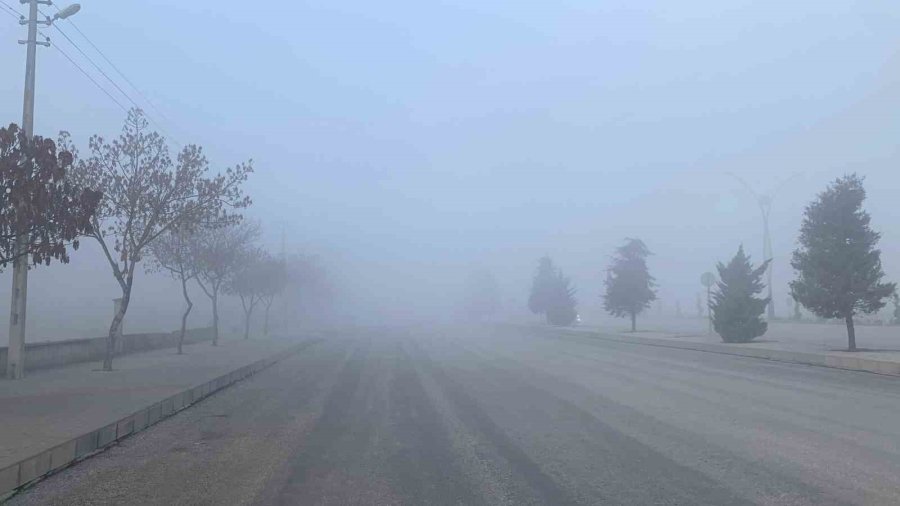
[
  {"xmin": 790, "ymin": 174, "xmax": 896, "ymax": 351},
  {"xmin": 711, "ymin": 246, "xmax": 770, "ymax": 343},
  {"xmin": 603, "ymin": 238, "xmax": 656, "ymax": 332},
  {"xmin": 546, "ymin": 270, "xmax": 578, "ymax": 326},
  {"xmin": 528, "ymin": 256, "xmax": 556, "ymax": 322}
]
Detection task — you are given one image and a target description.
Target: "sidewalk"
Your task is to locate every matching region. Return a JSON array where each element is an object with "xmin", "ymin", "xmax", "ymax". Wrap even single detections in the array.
[
  {"xmin": 0, "ymin": 335, "xmax": 314, "ymax": 496},
  {"xmin": 557, "ymin": 322, "xmax": 900, "ymax": 377}
]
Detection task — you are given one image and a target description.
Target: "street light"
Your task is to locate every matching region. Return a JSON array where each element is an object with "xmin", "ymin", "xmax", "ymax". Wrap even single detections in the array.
[
  {"xmin": 53, "ymin": 4, "xmax": 81, "ymax": 21},
  {"xmin": 701, "ymin": 272, "xmax": 716, "ymax": 335},
  {"xmin": 6, "ymin": 0, "xmax": 81, "ymax": 379},
  {"xmin": 726, "ymin": 172, "xmax": 798, "ymax": 322}
]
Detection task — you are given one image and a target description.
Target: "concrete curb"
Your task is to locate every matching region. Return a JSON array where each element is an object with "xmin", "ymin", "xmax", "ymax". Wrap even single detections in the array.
[
  {"xmin": 551, "ymin": 329, "xmax": 900, "ymax": 377},
  {"xmin": 0, "ymin": 339, "xmax": 317, "ymax": 501}
]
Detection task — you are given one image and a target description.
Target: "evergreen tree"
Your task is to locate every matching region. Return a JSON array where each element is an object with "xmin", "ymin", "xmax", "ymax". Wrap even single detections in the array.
[
  {"xmin": 603, "ymin": 238, "xmax": 656, "ymax": 332},
  {"xmin": 547, "ymin": 270, "xmax": 578, "ymax": 326},
  {"xmin": 790, "ymin": 174, "xmax": 896, "ymax": 351},
  {"xmin": 528, "ymin": 256, "xmax": 556, "ymax": 322},
  {"xmin": 711, "ymin": 246, "xmax": 770, "ymax": 343}
]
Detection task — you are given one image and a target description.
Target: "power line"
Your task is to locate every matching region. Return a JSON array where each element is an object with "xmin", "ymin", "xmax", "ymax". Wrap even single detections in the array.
[
  {"xmin": 42, "ymin": 31, "xmax": 129, "ymax": 113},
  {"xmin": 38, "ymin": 10, "xmax": 181, "ymax": 147},
  {"xmin": 50, "ymin": 4, "xmax": 175, "ymax": 127},
  {"xmin": 8, "ymin": 2, "xmax": 184, "ymax": 148},
  {"xmin": 49, "ymin": 21, "xmax": 142, "ymax": 110},
  {"xmin": 3, "ymin": 1, "xmax": 128, "ymax": 115},
  {"xmin": 0, "ymin": 0, "xmax": 22, "ymax": 20}
]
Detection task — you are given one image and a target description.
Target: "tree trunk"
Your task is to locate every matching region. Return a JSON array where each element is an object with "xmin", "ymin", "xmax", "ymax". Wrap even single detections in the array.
[
  {"xmin": 845, "ymin": 314, "xmax": 857, "ymax": 351},
  {"xmin": 239, "ymin": 295, "xmax": 251, "ymax": 340},
  {"xmin": 211, "ymin": 292, "xmax": 219, "ymax": 346},
  {"xmin": 264, "ymin": 302, "xmax": 271, "ymax": 336},
  {"xmin": 630, "ymin": 311, "xmax": 636, "ymax": 332},
  {"xmin": 178, "ymin": 275, "xmax": 193, "ymax": 355},
  {"xmin": 103, "ymin": 286, "xmax": 131, "ymax": 371}
]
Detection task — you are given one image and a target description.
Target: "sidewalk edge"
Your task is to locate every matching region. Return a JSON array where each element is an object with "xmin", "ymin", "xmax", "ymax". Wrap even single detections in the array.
[
  {"xmin": 0, "ymin": 338, "xmax": 318, "ymax": 501},
  {"xmin": 545, "ymin": 328, "xmax": 900, "ymax": 377}
]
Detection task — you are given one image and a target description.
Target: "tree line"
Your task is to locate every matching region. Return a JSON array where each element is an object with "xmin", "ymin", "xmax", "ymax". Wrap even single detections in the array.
[
  {"xmin": 0, "ymin": 109, "xmax": 325, "ymax": 376},
  {"xmin": 526, "ymin": 174, "xmax": 894, "ymax": 352}
]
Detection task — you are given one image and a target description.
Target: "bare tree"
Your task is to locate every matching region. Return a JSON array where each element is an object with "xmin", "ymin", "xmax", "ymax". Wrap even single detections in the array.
[
  {"xmin": 147, "ymin": 228, "xmax": 196, "ymax": 354},
  {"xmin": 258, "ymin": 257, "xmax": 287, "ymax": 335},
  {"xmin": 225, "ymin": 250, "xmax": 268, "ymax": 340},
  {"xmin": 71, "ymin": 109, "xmax": 252, "ymax": 370},
  {"xmin": 192, "ymin": 221, "xmax": 259, "ymax": 345}
]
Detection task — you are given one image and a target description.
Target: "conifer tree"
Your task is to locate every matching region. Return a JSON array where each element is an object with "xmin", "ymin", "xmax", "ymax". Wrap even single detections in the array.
[
  {"xmin": 603, "ymin": 238, "xmax": 656, "ymax": 332},
  {"xmin": 711, "ymin": 246, "xmax": 770, "ymax": 343},
  {"xmin": 790, "ymin": 174, "xmax": 895, "ymax": 351},
  {"xmin": 528, "ymin": 256, "xmax": 556, "ymax": 323},
  {"xmin": 547, "ymin": 270, "xmax": 577, "ymax": 326}
]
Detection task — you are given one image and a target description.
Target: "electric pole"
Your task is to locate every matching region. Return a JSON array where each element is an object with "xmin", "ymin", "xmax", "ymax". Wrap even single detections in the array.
[{"xmin": 6, "ymin": 1, "xmax": 80, "ymax": 379}]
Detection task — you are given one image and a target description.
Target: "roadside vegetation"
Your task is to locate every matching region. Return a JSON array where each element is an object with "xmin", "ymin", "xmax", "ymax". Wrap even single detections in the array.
[
  {"xmin": 528, "ymin": 256, "xmax": 578, "ymax": 326},
  {"xmin": 519, "ymin": 175, "xmax": 895, "ymax": 351},
  {"xmin": 710, "ymin": 246, "xmax": 770, "ymax": 343},
  {"xmin": 1, "ymin": 109, "xmax": 332, "ymax": 377}
]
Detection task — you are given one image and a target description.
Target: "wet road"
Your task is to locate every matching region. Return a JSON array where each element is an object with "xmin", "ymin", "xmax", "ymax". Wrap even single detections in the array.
[{"xmin": 10, "ymin": 326, "xmax": 900, "ymax": 505}]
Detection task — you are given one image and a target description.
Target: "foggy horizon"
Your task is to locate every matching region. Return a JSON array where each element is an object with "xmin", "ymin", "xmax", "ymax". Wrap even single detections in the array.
[{"xmin": 2, "ymin": 0, "xmax": 900, "ymax": 335}]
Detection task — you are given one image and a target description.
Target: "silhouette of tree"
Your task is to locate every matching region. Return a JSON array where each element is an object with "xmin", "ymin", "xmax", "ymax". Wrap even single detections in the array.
[
  {"xmin": 790, "ymin": 174, "xmax": 895, "ymax": 351},
  {"xmin": 192, "ymin": 221, "xmax": 259, "ymax": 345},
  {"xmin": 258, "ymin": 257, "xmax": 287, "ymax": 335},
  {"xmin": 603, "ymin": 238, "xmax": 656, "ymax": 332},
  {"xmin": 225, "ymin": 249, "xmax": 269, "ymax": 340},
  {"xmin": 546, "ymin": 270, "xmax": 577, "ymax": 326},
  {"xmin": 528, "ymin": 256, "xmax": 556, "ymax": 322},
  {"xmin": 70, "ymin": 109, "xmax": 252, "ymax": 369},
  {"xmin": 711, "ymin": 246, "xmax": 770, "ymax": 343},
  {"xmin": 147, "ymin": 228, "xmax": 196, "ymax": 354}
]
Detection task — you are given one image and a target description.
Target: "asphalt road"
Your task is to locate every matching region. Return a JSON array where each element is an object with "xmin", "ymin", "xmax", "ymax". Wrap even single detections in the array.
[{"xmin": 9, "ymin": 326, "xmax": 900, "ymax": 505}]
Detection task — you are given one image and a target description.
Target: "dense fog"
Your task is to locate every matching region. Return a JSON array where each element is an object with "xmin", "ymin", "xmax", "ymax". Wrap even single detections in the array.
[{"xmin": 1, "ymin": 0, "xmax": 900, "ymax": 339}]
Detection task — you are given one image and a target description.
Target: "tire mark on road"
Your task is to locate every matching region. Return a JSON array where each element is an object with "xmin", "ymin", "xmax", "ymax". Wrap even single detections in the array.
[
  {"xmin": 386, "ymin": 342, "xmax": 483, "ymax": 505},
  {"xmin": 407, "ymin": 340, "xmax": 581, "ymax": 506},
  {"xmin": 271, "ymin": 338, "xmax": 373, "ymax": 505}
]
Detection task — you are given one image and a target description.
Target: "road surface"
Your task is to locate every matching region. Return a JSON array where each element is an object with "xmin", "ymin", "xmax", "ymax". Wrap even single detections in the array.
[{"xmin": 9, "ymin": 326, "xmax": 900, "ymax": 505}]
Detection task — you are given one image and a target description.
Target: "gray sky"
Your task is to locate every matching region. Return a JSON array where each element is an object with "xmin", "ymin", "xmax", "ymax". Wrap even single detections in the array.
[{"xmin": 2, "ymin": 0, "xmax": 900, "ymax": 335}]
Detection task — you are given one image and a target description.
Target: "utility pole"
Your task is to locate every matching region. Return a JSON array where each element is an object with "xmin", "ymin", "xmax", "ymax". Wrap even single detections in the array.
[
  {"xmin": 7, "ymin": 1, "xmax": 80, "ymax": 379},
  {"xmin": 279, "ymin": 222, "xmax": 288, "ymax": 332},
  {"xmin": 759, "ymin": 195, "xmax": 774, "ymax": 320}
]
